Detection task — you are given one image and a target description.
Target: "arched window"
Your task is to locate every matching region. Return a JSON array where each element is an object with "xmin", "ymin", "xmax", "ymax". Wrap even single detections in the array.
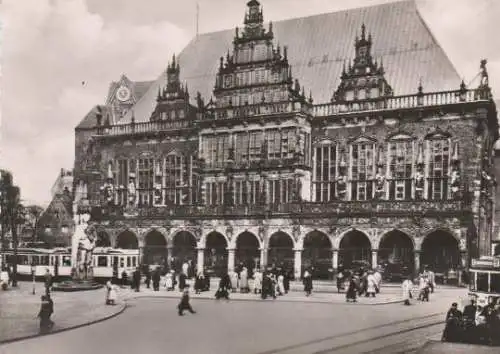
[
  {"xmin": 426, "ymin": 135, "xmax": 451, "ymax": 200},
  {"xmin": 138, "ymin": 158, "xmax": 154, "ymax": 206},
  {"xmin": 313, "ymin": 142, "xmax": 337, "ymax": 202},
  {"xmin": 387, "ymin": 136, "xmax": 414, "ymax": 200},
  {"xmin": 350, "ymin": 138, "xmax": 376, "ymax": 200}
]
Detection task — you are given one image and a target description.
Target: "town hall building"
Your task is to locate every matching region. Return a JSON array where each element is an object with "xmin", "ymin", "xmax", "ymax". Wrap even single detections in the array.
[{"xmin": 73, "ymin": 0, "xmax": 498, "ymax": 280}]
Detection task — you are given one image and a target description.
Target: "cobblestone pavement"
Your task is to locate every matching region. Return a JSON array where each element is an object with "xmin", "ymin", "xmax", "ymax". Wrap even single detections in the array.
[
  {"xmin": 0, "ymin": 283, "xmax": 470, "ymax": 354},
  {"xmin": 0, "ymin": 282, "xmax": 125, "ymax": 344}
]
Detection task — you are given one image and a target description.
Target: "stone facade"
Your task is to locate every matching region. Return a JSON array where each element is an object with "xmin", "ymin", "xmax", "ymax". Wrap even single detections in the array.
[{"xmin": 73, "ymin": 1, "xmax": 498, "ymax": 279}]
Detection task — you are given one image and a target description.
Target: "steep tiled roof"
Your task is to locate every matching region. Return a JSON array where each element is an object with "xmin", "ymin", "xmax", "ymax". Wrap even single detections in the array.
[
  {"xmin": 75, "ymin": 105, "xmax": 113, "ymax": 130},
  {"xmin": 120, "ymin": 0, "xmax": 460, "ymax": 124}
]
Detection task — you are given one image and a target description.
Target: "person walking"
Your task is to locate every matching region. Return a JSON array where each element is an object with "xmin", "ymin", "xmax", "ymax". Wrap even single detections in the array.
[
  {"xmin": 105, "ymin": 281, "xmax": 118, "ymax": 305},
  {"xmin": 239, "ymin": 267, "xmax": 249, "ymax": 293},
  {"xmin": 303, "ymin": 270, "xmax": 313, "ymax": 296},
  {"xmin": 277, "ymin": 273, "xmax": 285, "ymax": 296},
  {"xmin": 346, "ymin": 276, "xmax": 358, "ymax": 302},
  {"xmin": 366, "ymin": 271, "xmax": 377, "ymax": 298},
  {"xmin": 37, "ymin": 295, "xmax": 54, "ymax": 333},
  {"xmin": 132, "ymin": 268, "xmax": 141, "ymax": 292},
  {"xmin": 253, "ymin": 268, "xmax": 262, "ymax": 294},
  {"xmin": 152, "ymin": 267, "xmax": 161, "ymax": 291},
  {"xmin": 402, "ymin": 276, "xmax": 414, "ymax": 306},
  {"xmin": 215, "ymin": 273, "xmax": 231, "ymax": 300},
  {"xmin": 230, "ymin": 270, "xmax": 239, "ymax": 293},
  {"xmin": 144, "ymin": 267, "xmax": 151, "ymax": 289},
  {"xmin": 178, "ymin": 287, "xmax": 196, "ymax": 316}
]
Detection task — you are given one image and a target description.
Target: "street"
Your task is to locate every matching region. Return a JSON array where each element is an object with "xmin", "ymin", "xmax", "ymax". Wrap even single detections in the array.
[{"xmin": 0, "ymin": 287, "xmax": 466, "ymax": 354}]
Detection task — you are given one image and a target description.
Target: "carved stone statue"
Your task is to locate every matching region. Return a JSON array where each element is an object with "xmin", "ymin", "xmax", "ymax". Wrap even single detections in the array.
[
  {"xmin": 336, "ymin": 174, "xmax": 347, "ymax": 200},
  {"xmin": 374, "ymin": 167, "xmax": 385, "ymax": 199},
  {"xmin": 128, "ymin": 174, "xmax": 137, "ymax": 206},
  {"xmin": 450, "ymin": 168, "xmax": 461, "ymax": 199},
  {"xmin": 71, "ymin": 214, "xmax": 96, "ymax": 281},
  {"xmin": 415, "ymin": 168, "xmax": 424, "ymax": 200}
]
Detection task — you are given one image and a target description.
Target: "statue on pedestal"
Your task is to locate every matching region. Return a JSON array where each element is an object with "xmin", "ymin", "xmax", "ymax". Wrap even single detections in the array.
[
  {"xmin": 72, "ymin": 213, "xmax": 96, "ymax": 281},
  {"xmin": 374, "ymin": 167, "xmax": 386, "ymax": 199}
]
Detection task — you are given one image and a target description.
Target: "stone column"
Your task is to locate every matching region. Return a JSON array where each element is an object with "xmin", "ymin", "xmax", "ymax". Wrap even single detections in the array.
[
  {"xmin": 414, "ymin": 250, "xmax": 421, "ymax": 274},
  {"xmin": 332, "ymin": 249, "xmax": 339, "ymax": 271},
  {"xmin": 228, "ymin": 248, "xmax": 235, "ymax": 273},
  {"xmin": 371, "ymin": 249, "xmax": 378, "ymax": 269},
  {"xmin": 260, "ymin": 248, "xmax": 268, "ymax": 270},
  {"xmin": 197, "ymin": 248, "xmax": 204, "ymax": 274},
  {"xmin": 167, "ymin": 246, "xmax": 173, "ymax": 269},
  {"xmin": 294, "ymin": 249, "xmax": 303, "ymax": 280}
]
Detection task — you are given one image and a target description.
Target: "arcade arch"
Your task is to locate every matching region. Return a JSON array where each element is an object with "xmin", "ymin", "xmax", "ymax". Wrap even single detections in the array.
[
  {"xmin": 143, "ymin": 230, "xmax": 167, "ymax": 266},
  {"xmin": 268, "ymin": 231, "xmax": 294, "ymax": 269},
  {"xmin": 302, "ymin": 231, "xmax": 332, "ymax": 279},
  {"xmin": 172, "ymin": 231, "xmax": 197, "ymax": 274},
  {"xmin": 116, "ymin": 230, "xmax": 138, "ymax": 249},
  {"xmin": 204, "ymin": 232, "xmax": 228, "ymax": 277},
  {"xmin": 96, "ymin": 230, "xmax": 111, "ymax": 247},
  {"xmin": 378, "ymin": 230, "xmax": 414, "ymax": 273},
  {"xmin": 421, "ymin": 230, "xmax": 460, "ymax": 274},
  {"xmin": 235, "ymin": 231, "xmax": 260, "ymax": 273},
  {"xmin": 338, "ymin": 230, "xmax": 371, "ymax": 269}
]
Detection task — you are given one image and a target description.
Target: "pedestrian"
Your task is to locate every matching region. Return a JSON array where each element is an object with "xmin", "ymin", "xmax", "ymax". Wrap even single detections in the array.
[
  {"xmin": 253, "ymin": 268, "xmax": 262, "ymax": 294},
  {"xmin": 152, "ymin": 267, "xmax": 161, "ymax": 291},
  {"xmin": 373, "ymin": 268, "xmax": 382, "ymax": 293},
  {"xmin": 346, "ymin": 276, "xmax": 357, "ymax": 302},
  {"xmin": 145, "ymin": 267, "xmax": 151, "ymax": 289},
  {"xmin": 133, "ymin": 267, "xmax": 141, "ymax": 292},
  {"xmin": 182, "ymin": 261, "xmax": 189, "ymax": 277},
  {"xmin": 37, "ymin": 295, "xmax": 54, "ymax": 333},
  {"xmin": 178, "ymin": 272, "xmax": 187, "ymax": 291},
  {"xmin": 284, "ymin": 270, "xmax": 291, "ymax": 294},
  {"xmin": 336, "ymin": 270, "xmax": 344, "ymax": 293},
  {"xmin": 178, "ymin": 287, "xmax": 196, "ymax": 316},
  {"xmin": 239, "ymin": 267, "xmax": 249, "ymax": 293},
  {"xmin": 105, "ymin": 280, "xmax": 118, "ymax": 305},
  {"xmin": 44, "ymin": 268, "xmax": 52, "ymax": 295},
  {"xmin": 230, "ymin": 270, "xmax": 239, "ymax": 293},
  {"xmin": 215, "ymin": 273, "xmax": 230, "ymax": 300},
  {"xmin": 366, "ymin": 271, "xmax": 377, "ymax": 298},
  {"xmin": 121, "ymin": 270, "xmax": 128, "ymax": 287},
  {"xmin": 277, "ymin": 273, "xmax": 285, "ymax": 296},
  {"xmin": 402, "ymin": 276, "xmax": 413, "ymax": 306},
  {"xmin": 195, "ymin": 272, "xmax": 205, "ymax": 294},
  {"xmin": 0, "ymin": 266, "xmax": 9, "ymax": 291},
  {"xmin": 442, "ymin": 302, "xmax": 463, "ymax": 342},
  {"xmin": 303, "ymin": 270, "xmax": 313, "ymax": 296},
  {"xmin": 165, "ymin": 270, "xmax": 174, "ymax": 291}
]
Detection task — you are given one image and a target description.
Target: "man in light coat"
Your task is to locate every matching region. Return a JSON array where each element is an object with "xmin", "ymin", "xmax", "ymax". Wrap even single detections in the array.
[{"xmin": 402, "ymin": 276, "xmax": 414, "ymax": 306}]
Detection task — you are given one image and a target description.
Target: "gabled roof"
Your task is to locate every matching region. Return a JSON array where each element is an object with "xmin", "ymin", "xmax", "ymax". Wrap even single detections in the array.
[
  {"xmin": 39, "ymin": 193, "xmax": 73, "ymax": 224},
  {"xmin": 120, "ymin": 0, "xmax": 460, "ymax": 124},
  {"xmin": 76, "ymin": 105, "xmax": 113, "ymax": 130}
]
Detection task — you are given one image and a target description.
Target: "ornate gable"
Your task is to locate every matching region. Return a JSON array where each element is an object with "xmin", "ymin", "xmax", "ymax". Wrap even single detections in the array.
[
  {"xmin": 332, "ymin": 24, "xmax": 393, "ymax": 103},
  {"xmin": 150, "ymin": 55, "xmax": 197, "ymax": 122}
]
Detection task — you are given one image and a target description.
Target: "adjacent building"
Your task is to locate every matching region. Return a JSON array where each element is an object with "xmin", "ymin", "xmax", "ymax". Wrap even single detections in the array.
[{"xmin": 73, "ymin": 0, "xmax": 498, "ymax": 279}]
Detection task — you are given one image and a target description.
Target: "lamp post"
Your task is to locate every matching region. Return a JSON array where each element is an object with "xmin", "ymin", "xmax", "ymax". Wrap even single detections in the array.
[{"xmin": 31, "ymin": 261, "xmax": 36, "ymax": 295}]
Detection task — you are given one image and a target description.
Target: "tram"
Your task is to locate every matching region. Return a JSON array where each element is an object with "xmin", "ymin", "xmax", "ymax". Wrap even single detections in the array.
[
  {"xmin": 0, "ymin": 247, "xmax": 140, "ymax": 280},
  {"xmin": 468, "ymin": 256, "xmax": 500, "ymax": 306}
]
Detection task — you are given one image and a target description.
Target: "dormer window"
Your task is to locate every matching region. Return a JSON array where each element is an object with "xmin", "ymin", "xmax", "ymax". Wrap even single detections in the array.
[
  {"xmin": 346, "ymin": 91, "xmax": 354, "ymax": 101},
  {"xmin": 358, "ymin": 90, "xmax": 366, "ymax": 100}
]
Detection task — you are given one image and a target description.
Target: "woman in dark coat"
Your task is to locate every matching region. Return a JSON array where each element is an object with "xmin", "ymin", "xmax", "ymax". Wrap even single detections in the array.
[
  {"xmin": 37, "ymin": 295, "xmax": 54, "ymax": 333},
  {"xmin": 346, "ymin": 276, "xmax": 358, "ymax": 302},
  {"xmin": 284, "ymin": 270, "xmax": 291, "ymax": 294},
  {"xmin": 178, "ymin": 272, "xmax": 187, "ymax": 291},
  {"xmin": 215, "ymin": 273, "xmax": 230, "ymax": 300},
  {"xmin": 303, "ymin": 270, "xmax": 313, "ymax": 296}
]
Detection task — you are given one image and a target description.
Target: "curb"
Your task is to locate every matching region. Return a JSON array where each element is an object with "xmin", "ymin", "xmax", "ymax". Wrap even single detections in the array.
[
  {"xmin": 125, "ymin": 293, "xmax": 403, "ymax": 306},
  {"xmin": 0, "ymin": 303, "xmax": 127, "ymax": 346}
]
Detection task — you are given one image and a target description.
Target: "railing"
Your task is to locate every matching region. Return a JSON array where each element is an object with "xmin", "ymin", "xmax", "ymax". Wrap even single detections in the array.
[
  {"xmin": 204, "ymin": 101, "xmax": 311, "ymax": 120},
  {"xmin": 203, "ymin": 157, "xmax": 306, "ymax": 170},
  {"xmin": 116, "ymin": 199, "xmax": 466, "ymax": 219},
  {"xmin": 95, "ymin": 119, "xmax": 193, "ymax": 136},
  {"xmin": 313, "ymin": 88, "xmax": 488, "ymax": 117}
]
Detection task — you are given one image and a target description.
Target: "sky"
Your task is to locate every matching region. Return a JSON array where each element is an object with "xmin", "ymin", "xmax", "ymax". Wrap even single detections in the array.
[{"xmin": 1, "ymin": 0, "xmax": 499, "ymax": 207}]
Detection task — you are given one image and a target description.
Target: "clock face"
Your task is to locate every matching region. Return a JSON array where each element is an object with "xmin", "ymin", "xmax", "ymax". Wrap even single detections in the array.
[{"xmin": 116, "ymin": 86, "xmax": 131, "ymax": 102}]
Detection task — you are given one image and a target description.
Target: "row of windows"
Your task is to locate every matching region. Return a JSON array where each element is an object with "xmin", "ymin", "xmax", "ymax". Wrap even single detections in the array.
[
  {"xmin": 216, "ymin": 87, "xmax": 289, "ymax": 107},
  {"xmin": 202, "ymin": 130, "xmax": 308, "ymax": 165},
  {"xmin": 313, "ymin": 139, "xmax": 455, "ymax": 201},
  {"xmin": 157, "ymin": 110, "xmax": 185, "ymax": 120},
  {"xmin": 205, "ymin": 179, "xmax": 296, "ymax": 205},
  {"xmin": 235, "ymin": 43, "xmax": 272, "ymax": 64}
]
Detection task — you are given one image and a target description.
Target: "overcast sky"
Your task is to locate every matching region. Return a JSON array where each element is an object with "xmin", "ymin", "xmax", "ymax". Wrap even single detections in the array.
[{"xmin": 1, "ymin": 0, "xmax": 499, "ymax": 207}]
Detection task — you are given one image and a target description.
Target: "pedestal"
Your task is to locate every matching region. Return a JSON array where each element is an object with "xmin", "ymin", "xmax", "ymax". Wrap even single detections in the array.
[
  {"xmin": 260, "ymin": 248, "xmax": 268, "ymax": 270},
  {"xmin": 294, "ymin": 249, "xmax": 302, "ymax": 280},
  {"xmin": 371, "ymin": 250, "xmax": 378, "ymax": 269},
  {"xmin": 197, "ymin": 248, "xmax": 204, "ymax": 274},
  {"xmin": 167, "ymin": 247, "xmax": 173, "ymax": 269},
  {"xmin": 228, "ymin": 249, "xmax": 235, "ymax": 273}
]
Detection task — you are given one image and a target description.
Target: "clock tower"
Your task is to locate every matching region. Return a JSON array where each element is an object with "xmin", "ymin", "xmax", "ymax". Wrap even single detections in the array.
[{"xmin": 106, "ymin": 75, "xmax": 136, "ymax": 123}]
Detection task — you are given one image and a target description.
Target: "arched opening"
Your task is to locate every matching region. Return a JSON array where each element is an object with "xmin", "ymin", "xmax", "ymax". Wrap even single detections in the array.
[
  {"xmin": 339, "ymin": 230, "xmax": 371, "ymax": 270},
  {"xmin": 378, "ymin": 230, "xmax": 414, "ymax": 281},
  {"xmin": 268, "ymin": 232, "xmax": 294, "ymax": 271},
  {"xmin": 204, "ymin": 232, "xmax": 228, "ymax": 277},
  {"xmin": 494, "ymin": 244, "xmax": 500, "ymax": 256},
  {"xmin": 116, "ymin": 230, "xmax": 138, "ymax": 249},
  {"xmin": 143, "ymin": 230, "xmax": 167, "ymax": 266},
  {"xmin": 421, "ymin": 230, "xmax": 460, "ymax": 275},
  {"xmin": 236, "ymin": 232, "xmax": 260, "ymax": 274},
  {"xmin": 96, "ymin": 230, "xmax": 111, "ymax": 247},
  {"xmin": 172, "ymin": 231, "xmax": 197, "ymax": 273},
  {"xmin": 302, "ymin": 231, "xmax": 332, "ymax": 279}
]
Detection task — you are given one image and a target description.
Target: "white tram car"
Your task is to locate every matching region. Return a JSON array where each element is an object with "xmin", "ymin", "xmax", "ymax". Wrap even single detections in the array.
[
  {"xmin": 0, "ymin": 247, "xmax": 139, "ymax": 280},
  {"xmin": 468, "ymin": 256, "xmax": 500, "ymax": 306}
]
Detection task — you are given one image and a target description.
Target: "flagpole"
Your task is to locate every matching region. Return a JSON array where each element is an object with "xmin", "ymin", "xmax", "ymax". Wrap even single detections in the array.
[{"xmin": 196, "ymin": 2, "xmax": 199, "ymax": 38}]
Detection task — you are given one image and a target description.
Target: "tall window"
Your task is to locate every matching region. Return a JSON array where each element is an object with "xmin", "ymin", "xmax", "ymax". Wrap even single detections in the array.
[
  {"xmin": 235, "ymin": 132, "xmax": 249, "ymax": 162},
  {"xmin": 164, "ymin": 155, "xmax": 189, "ymax": 205},
  {"xmin": 248, "ymin": 180, "xmax": 261, "ymax": 204},
  {"xmin": 267, "ymin": 130, "xmax": 281, "ymax": 159},
  {"xmin": 269, "ymin": 179, "xmax": 294, "ymax": 204},
  {"xmin": 117, "ymin": 159, "xmax": 129, "ymax": 205},
  {"xmin": 427, "ymin": 138, "xmax": 450, "ymax": 200},
  {"xmin": 388, "ymin": 140, "xmax": 413, "ymax": 200},
  {"xmin": 313, "ymin": 144, "xmax": 337, "ymax": 202},
  {"xmin": 138, "ymin": 158, "xmax": 154, "ymax": 206},
  {"xmin": 350, "ymin": 141, "xmax": 375, "ymax": 200},
  {"xmin": 205, "ymin": 181, "xmax": 225, "ymax": 205},
  {"xmin": 234, "ymin": 180, "xmax": 248, "ymax": 205},
  {"xmin": 249, "ymin": 131, "xmax": 263, "ymax": 160},
  {"xmin": 281, "ymin": 129, "xmax": 296, "ymax": 159}
]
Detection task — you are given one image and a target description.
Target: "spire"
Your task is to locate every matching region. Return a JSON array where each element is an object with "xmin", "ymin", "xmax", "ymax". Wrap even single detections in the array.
[
  {"xmin": 361, "ymin": 23, "xmax": 366, "ymax": 41},
  {"xmin": 283, "ymin": 45, "xmax": 288, "ymax": 60},
  {"xmin": 157, "ymin": 86, "xmax": 162, "ymax": 101},
  {"xmin": 308, "ymin": 90, "xmax": 313, "ymax": 104},
  {"xmin": 418, "ymin": 78, "xmax": 423, "ymax": 94},
  {"xmin": 172, "ymin": 54, "xmax": 176, "ymax": 69}
]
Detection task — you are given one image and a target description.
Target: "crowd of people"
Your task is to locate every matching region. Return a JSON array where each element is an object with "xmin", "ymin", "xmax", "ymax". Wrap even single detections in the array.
[{"xmin": 442, "ymin": 298, "xmax": 500, "ymax": 346}]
